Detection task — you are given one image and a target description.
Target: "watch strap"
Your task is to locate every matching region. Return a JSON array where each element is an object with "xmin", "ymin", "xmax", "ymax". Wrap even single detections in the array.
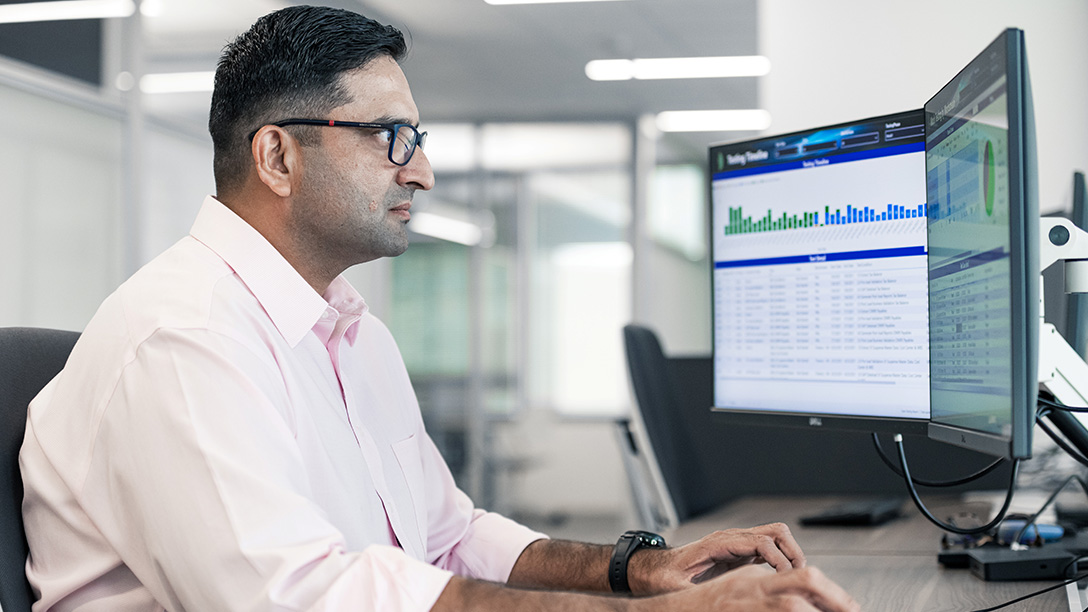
[{"xmin": 608, "ymin": 530, "xmax": 666, "ymax": 593}]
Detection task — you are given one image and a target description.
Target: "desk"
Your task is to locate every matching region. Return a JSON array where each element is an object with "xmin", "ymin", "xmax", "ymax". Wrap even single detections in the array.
[{"xmin": 665, "ymin": 496, "xmax": 1076, "ymax": 611}]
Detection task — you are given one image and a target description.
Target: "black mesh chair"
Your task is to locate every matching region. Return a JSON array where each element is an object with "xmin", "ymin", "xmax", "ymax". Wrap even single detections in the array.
[
  {"xmin": 622, "ymin": 324, "xmax": 733, "ymax": 526},
  {"xmin": 0, "ymin": 327, "xmax": 79, "ymax": 612}
]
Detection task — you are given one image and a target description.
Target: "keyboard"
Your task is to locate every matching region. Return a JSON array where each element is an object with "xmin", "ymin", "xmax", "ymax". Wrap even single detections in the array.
[{"xmin": 798, "ymin": 498, "xmax": 904, "ymax": 526}]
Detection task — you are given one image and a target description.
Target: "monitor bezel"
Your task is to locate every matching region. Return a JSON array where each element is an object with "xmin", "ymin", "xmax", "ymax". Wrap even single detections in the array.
[
  {"xmin": 708, "ymin": 109, "xmax": 931, "ymax": 436},
  {"xmin": 924, "ymin": 28, "xmax": 1037, "ymax": 460}
]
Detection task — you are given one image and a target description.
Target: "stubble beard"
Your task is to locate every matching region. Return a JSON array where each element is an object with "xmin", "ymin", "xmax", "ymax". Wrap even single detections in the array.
[
  {"xmin": 372, "ymin": 185, "xmax": 414, "ymax": 258},
  {"xmin": 294, "ymin": 161, "xmax": 416, "ymax": 273}
]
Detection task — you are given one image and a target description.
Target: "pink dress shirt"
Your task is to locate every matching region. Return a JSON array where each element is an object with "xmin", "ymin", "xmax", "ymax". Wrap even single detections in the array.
[{"xmin": 20, "ymin": 196, "xmax": 546, "ymax": 611}]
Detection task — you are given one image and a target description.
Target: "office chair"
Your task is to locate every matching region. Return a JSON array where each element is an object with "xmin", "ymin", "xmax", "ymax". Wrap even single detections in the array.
[
  {"xmin": 621, "ymin": 324, "xmax": 716, "ymax": 526},
  {"xmin": 0, "ymin": 327, "xmax": 79, "ymax": 612}
]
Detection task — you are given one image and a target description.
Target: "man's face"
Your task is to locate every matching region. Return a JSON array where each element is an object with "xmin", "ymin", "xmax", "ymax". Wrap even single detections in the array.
[{"xmin": 290, "ymin": 55, "xmax": 434, "ymax": 270}]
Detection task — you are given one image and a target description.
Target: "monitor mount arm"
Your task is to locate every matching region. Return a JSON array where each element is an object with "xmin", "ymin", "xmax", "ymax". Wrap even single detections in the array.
[{"xmin": 1037, "ymin": 217, "xmax": 1088, "ymax": 457}]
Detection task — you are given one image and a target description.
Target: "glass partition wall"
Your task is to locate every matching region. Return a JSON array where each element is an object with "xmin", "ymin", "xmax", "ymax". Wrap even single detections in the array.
[
  {"xmin": 385, "ymin": 123, "xmax": 711, "ymax": 512},
  {"xmin": 387, "ymin": 131, "xmax": 640, "ymax": 507}
]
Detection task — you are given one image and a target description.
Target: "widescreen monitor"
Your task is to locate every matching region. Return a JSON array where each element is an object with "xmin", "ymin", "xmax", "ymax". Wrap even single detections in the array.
[
  {"xmin": 924, "ymin": 28, "xmax": 1037, "ymax": 460},
  {"xmin": 709, "ymin": 110, "xmax": 930, "ymax": 433}
]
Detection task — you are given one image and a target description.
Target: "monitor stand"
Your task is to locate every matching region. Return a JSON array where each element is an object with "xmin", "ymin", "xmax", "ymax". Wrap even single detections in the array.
[
  {"xmin": 1039, "ymin": 216, "xmax": 1088, "ymax": 459},
  {"xmin": 1026, "ymin": 218, "xmax": 1088, "ymax": 603}
]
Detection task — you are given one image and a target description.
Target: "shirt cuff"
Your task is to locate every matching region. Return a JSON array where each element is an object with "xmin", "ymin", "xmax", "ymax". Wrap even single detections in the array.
[
  {"xmin": 307, "ymin": 545, "xmax": 453, "ymax": 612},
  {"xmin": 443, "ymin": 511, "xmax": 550, "ymax": 583}
]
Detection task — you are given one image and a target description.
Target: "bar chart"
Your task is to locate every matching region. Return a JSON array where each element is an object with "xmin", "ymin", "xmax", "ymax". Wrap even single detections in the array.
[
  {"xmin": 723, "ymin": 203, "xmax": 928, "ymax": 235},
  {"xmin": 711, "ymin": 136, "xmax": 930, "ymax": 418}
]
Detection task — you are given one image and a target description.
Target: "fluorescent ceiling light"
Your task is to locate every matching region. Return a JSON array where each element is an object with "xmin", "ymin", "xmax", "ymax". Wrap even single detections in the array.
[
  {"xmin": 481, "ymin": 122, "xmax": 630, "ymax": 170},
  {"xmin": 552, "ymin": 242, "xmax": 633, "ymax": 267},
  {"xmin": 486, "ymin": 0, "xmax": 626, "ymax": 4},
  {"xmin": 655, "ymin": 110, "xmax": 772, "ymax": 133},
  {"xmin": 409, "ymin": 212, "xmax": 486, "ymax": 247},
  {"xmin": 139, "ymin": 0, "xmax": 163, "ymax": 17},
  {"xmin": 139, "ymin": 71, "xmax": 215, "ymax": 94},
  {"xmin": 585, "ymin": 56, "xmax": 770, "ymax": 81},
  {"xmin": 0, "ymin": 0, "xmax": 134, "ymax": 23}
]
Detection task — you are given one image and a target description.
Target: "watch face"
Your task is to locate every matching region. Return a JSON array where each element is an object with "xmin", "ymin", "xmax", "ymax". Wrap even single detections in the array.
[
  {"xmin": 629, "ymin": 531, "xmax": 666, "ymax": 548},
  {"xmin": 640, "ymin": 534, "xmax": 664, "ymax": 547}
]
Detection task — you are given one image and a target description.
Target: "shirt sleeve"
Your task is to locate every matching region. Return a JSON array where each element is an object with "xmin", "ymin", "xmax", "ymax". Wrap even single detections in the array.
[
  {"xmin": 80, "ymin": 327, "xmax": 454, "ymax": 612},
  {"xmin": 416, "ymin": 432, "xmax": 549, "ymax": 583}
]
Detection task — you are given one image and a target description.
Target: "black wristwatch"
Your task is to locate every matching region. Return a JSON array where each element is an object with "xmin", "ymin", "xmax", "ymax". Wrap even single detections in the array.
[{"xmin": 608, "ymin": 530, "xmax": 666, "ymax": 594}]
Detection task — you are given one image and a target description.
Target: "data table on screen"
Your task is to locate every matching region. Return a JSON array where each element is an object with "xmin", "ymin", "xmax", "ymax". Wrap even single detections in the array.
[{"xmin": 711, "ymin": 143, "xmax": 930, "ymax": 419}]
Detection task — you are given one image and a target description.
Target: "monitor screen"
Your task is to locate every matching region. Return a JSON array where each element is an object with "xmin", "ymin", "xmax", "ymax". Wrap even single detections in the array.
[
  {"xmin": 924, "ymin": 28, "xmax": 1037, "ymax": 459},
  {"xmin": 709, "ymin": 110, "xmax": 930, "ymax": 432}
]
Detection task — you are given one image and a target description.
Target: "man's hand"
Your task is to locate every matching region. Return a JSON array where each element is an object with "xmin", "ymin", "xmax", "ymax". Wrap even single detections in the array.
[
  {"xmin": 435, "ymin": 565, "xmax": 859, "ymax": 612},
  {"xmin": 629, "ymin": 523, "xmax": 805, "ymax": 594},
  {"xmin": 643, "ymin": 565, "xmax": 859, "ymax": 612}
]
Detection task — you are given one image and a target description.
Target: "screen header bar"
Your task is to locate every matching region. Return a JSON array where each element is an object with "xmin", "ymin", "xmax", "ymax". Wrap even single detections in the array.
[{"xmin": 710, "ymin": 109, "xmax": 924, "ymax": 177}]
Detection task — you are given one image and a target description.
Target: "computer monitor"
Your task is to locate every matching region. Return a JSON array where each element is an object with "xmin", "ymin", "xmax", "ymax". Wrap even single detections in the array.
[
  {"xmin": 924, "ymin": 28, "xmax": 1037, "ymax": 460},
  {"xmin": 709, "ymin": 109, "xmax": 931, "ymax": 433}
]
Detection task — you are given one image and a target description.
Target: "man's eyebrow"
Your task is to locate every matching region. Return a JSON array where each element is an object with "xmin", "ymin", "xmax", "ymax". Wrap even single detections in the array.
[{"xmin": 368, "ymin": 115, "xmax": 419, "ymax": 127}]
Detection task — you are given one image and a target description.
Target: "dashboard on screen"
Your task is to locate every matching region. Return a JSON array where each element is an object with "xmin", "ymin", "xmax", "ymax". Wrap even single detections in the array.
[
  {"xmin": 924, "ymin": 28, "xmax": 1036, "ymax": 459},
  {"xmin": 709, "ymin": 110, "xmax": 930, "ymax": 432}
]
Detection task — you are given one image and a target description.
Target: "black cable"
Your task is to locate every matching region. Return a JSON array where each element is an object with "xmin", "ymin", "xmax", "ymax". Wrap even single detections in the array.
[
  {"xmin": 1039, "ymin": 395, "xmax": 1088, "ymax": 413},
  {"xmin": 963, "ymin": 399, "xmax": 1088, "ymax": 609},
  {"xmin": 1037, "ymin": 417, "xmax": 1088, "ymax": 469},
  {"xmin": 1035, "ymin": 401, "xmax": 1088, "ymax": 466},
  {"xmin": 968, "ymin": 569, "xmax": 1088, "ymax": 612},
  {"xmin": 895, "ymin": 434, "xmax": 1019, "ymax": 535},
  {"xmin": 1008, "ymin": 475, "xmax": 1088, "ymax": 546},
  {"xmin": 871, "ymin": 433, "xmax": 1005, "ymax": 487}
]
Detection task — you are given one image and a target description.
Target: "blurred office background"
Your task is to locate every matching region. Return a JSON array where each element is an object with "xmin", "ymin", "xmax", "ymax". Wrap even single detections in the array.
[{"xmin": 1, "ymin": 0, "xmax": 1086, "ymax": 537}]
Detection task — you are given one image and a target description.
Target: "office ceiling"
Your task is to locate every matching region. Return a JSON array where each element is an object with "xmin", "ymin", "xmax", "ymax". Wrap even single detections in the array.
[{"xmin": 140, "ymin": 0, "xmax": 761, "ymax": 160}]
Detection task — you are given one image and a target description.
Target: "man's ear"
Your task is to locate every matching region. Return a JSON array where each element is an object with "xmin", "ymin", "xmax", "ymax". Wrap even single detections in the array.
[{"xmin": 251, "ymin": 126, "xmax": 299, "ymax": 198}]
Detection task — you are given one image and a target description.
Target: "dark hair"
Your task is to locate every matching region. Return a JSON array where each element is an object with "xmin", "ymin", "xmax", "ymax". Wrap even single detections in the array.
[{"xmin": 209, "ymin": 5, "xmax": 407, "ymax": 196}]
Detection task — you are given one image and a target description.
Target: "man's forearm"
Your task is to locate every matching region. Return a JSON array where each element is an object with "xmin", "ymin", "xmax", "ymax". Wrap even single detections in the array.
[
  {"xmin": 506, "ymin": 538, "xmax": 669, "ymax": 595},
  {"xmin": 506, "ymin": 539, "xmax": 612, "ymax": 592}
]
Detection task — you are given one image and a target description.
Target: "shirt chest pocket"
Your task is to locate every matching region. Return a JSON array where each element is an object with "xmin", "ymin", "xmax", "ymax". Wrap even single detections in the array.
[{"xmin": 390, "ymin": 435, "xmax": 428, "ymax": 557}]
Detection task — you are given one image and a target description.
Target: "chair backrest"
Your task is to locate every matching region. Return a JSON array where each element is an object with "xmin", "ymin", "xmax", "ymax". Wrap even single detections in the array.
[
  {"xmin": 0, "ymin": 328, "xmax": 79, "ymax": 612},
  {"xmin": 622, "ymin": 324, "xmax": 710, "ymax": 524}
]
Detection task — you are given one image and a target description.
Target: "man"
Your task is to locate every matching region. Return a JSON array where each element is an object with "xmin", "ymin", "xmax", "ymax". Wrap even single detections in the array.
[{"xmin": 20, "ymin": 5, "xmax": 858, "ymax": 611}]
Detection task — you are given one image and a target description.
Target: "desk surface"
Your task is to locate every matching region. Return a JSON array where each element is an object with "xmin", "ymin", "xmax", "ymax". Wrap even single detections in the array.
[{"xmin": 665, "ymin": 496, "xmax": 1075, "ymax": 612}]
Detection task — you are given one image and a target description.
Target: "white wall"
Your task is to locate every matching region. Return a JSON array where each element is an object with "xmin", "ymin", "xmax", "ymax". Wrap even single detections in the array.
[
  {"xmin": 140, "ymin": 127, "xmax": 215, "ymax": 262},
  {"xmin": 644, "ymin": 243, "xmax": 711, "ymax": 355},
  {"xmin": 0, "ymin": 76, "xmax": 224, "ymax": 332},
  {"xmin": 759, "ymin": 0, "xmax": 1088, "ymax": 213},
  {"xmin": 0, "ymin": 82, "xmax": 124, "ymax": 331}
]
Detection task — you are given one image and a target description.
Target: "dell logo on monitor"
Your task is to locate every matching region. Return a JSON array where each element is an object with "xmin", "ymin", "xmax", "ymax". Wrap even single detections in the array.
[{"xmin": 809, "ymin": 417, "xmax": 823, "ymax": 427}]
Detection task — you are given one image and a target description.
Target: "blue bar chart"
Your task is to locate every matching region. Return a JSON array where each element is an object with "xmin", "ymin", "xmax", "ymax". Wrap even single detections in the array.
[{"xmin": 723, "ymin": 203, "xmax": 928, "ymax": 235}]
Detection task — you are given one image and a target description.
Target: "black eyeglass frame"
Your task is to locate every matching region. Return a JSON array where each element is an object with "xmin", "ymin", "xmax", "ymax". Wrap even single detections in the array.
[{"xmin": 247, "ymin": 118, "xmax": 427, "ymax": 167}]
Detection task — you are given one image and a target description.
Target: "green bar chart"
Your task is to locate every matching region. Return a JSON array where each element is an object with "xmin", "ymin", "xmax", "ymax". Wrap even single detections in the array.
[{"xmin": 723, "ymin": 203, "xmax": 928, "ymax": 236}]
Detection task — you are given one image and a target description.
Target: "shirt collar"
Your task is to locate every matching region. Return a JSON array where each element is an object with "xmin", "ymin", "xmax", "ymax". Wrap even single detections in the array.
[
  {"xmin": 321, "ymin": 276, "xmax": 368, "ymax": 346},
  {"xmin": 189, "ymin": 196, "xmax": 368, "ymax": 347}
]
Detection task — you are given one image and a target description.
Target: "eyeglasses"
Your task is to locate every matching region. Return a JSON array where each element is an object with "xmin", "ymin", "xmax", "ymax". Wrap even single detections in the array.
[{"xmin": 248, "ymin": 119, "xmax": 427, "ymax": 166}]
